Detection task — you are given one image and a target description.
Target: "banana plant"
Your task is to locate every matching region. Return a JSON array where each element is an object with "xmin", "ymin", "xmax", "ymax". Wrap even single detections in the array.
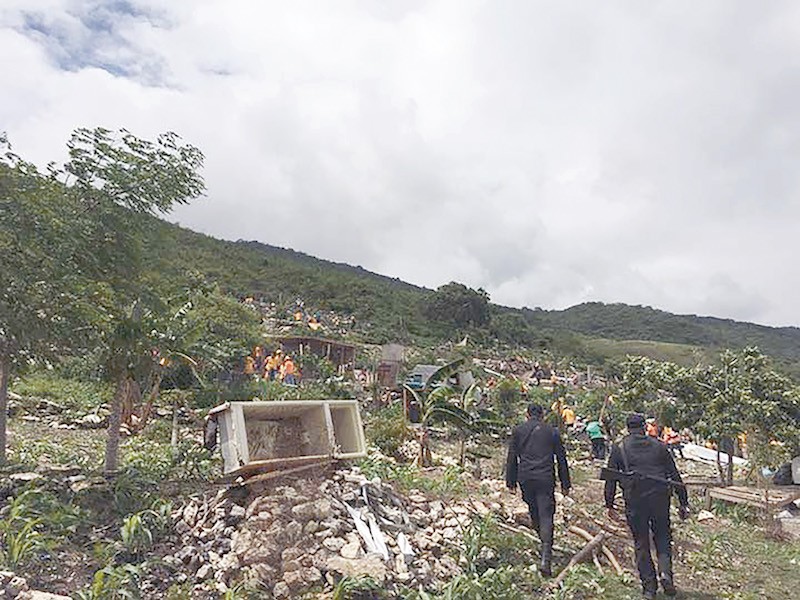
[{"xmin": 403, "ymin": 358, "xmax": 502, "ymax": 466}]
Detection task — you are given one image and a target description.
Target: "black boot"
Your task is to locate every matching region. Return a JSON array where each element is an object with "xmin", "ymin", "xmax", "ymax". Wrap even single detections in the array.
[
  {"xmin": 662, "ymin": 579, "xmax": 677, "ymax": 596},
  {"xmin": 540, "ymin": 543, "xmax": 552, "ymax": 577}
]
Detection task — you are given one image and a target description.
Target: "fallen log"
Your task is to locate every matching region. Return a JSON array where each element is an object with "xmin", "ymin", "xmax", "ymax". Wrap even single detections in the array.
[
  {"xmin": 548, "ymin": 531, "xmax": 607, "ymax": 589},
  {"xmin": 239, "ymin": 460, "xmax": 333, "ymax": 486},
  {"xmin": 494, "ymin": 520, "xmax": 570, "ymax": 554},
  {"xmin": 568, "ymin": 525, "xmax": 624, "ymax": 576},
  {"xmin": 575, "ymin": 507, "xmax": 628, "ymax": 537}
]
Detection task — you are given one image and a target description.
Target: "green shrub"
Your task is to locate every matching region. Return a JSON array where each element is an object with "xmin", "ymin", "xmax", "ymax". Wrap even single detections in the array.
[
  {"xmin": 119, "ymin": 499, "xmax": 172, "ymax": 559},
  {"xmin": 76, "ymin": 562, "xmax": 144, "ymax": 600},
  {"xmin": 366, "ymin": 403, "xmax": 412, "ymax": 457},
  {"xmin": 0, "ymin": 488, "xmax": 83, "ymax": 569},
  {"xmin": 332, "ymin": 575, "xmax": 385, "ymax": 600}
]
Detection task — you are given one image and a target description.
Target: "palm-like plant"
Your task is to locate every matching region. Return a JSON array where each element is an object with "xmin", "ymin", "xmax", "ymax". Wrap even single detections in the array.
[{"xmin": 404, "ymin": 358, "xmax": 502, "ymax": 466}]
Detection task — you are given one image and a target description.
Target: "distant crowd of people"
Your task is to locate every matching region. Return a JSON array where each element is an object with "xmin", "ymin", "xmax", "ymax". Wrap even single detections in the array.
[
  {"xmin": 550, "ymin": 397, "xmax": 687, "ymax": 461},
  {"xmin": 243, "ymin": 346, "xmax": 300, "ymax": 385}
]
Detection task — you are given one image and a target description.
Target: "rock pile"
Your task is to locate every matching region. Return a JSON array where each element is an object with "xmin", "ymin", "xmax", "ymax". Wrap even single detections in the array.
[
  {"xmin": 0, "ymin": 571, "xmax": 70, "ymax": 600},
  {"xmin": 165, "ymin": 466, "xmax": 517, "ymax": 597}
]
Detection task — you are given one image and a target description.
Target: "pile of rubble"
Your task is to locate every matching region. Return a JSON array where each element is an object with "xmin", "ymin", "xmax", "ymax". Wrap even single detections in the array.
[
  {"xmin": 165, "ymin": 466, "xmax": 524, "ymax": 597},
  {"xmin": 0, "ymin": 571, "xmax": 70, "ymax": 600}
]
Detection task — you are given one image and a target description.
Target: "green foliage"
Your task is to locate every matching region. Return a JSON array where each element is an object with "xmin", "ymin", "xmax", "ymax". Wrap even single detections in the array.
[
  {"xmin": 11, "ymin": 372, "xmax": 112, "ymax": 419},
  {"xmin": 366, "ymin": 403, "xmax": 412, "ymax": 457},
  {"xmin": 119, "ymin": 513, "xmax": 152, "ymax": 558},
  {"xmin": 618, "ymin": 347, "xmax": 800, "ymax": 467},
  {"xmin": 550, "ymin": 564, "xmax": 636, "ymax": 600},
  {"xmin": 66, "ymin": 128, "xmax": 205, "ymax": 215},
  {"xmin": 424, "ymin": 282, "xmax": 491, "ymax": 328},
  {"xmin": 494, "ymin": 378, "xmax": 524, "ymax": 423},
  {"xmin": 407, "ymin": 566, "xmax": 536, "ymax": 600},
  {"xmin": 358, "ymin": 456, "xmax": 465, "ymax": 497},
  {"xmin": 332, "ymin": 575, "xmax": 384, "ymax": 600},
  {"xmin": 405, "ymin": 515, "xmax": 541, "ymax": 599},
  {"xmin": 119, "ymin": 499, "xmax": 172, "ymax": 559},
  {"xmin": 0, "ymin": 502, "xmax": 42, "ymax": 569},
  {"xmin": 460, "ymin": 514, "xmax": 537, "ymax": 575},
  {"xmin": 0, "ymin": 488, "xmax": 84, "ymax": 569},
  {"xmin": 164, "ymin": 583, "xmax": 192, "ymax": 600},
  {"xmin": 76, "ymin": 562, "xmax": 144, "ymax": 600},
  {"xmin": 114, "ymin": 439, "xmax": 213, "ymax": 514},
  {"xmin": 8, "ymin": 435, "xmax": 104, "ymax": 471},
  {"xmin": 488, "ymin": 311, "xmax": 538, "ymax": 347}
]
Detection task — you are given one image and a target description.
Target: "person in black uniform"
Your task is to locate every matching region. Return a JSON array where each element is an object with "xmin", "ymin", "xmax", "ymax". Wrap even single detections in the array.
[
  {"xmin": 506, "ymin": 403, "xmax": 571, "ymax": 576},
  {"xmin": 605, "ymin": 414, "xmax": 690, "ymax": 599}
]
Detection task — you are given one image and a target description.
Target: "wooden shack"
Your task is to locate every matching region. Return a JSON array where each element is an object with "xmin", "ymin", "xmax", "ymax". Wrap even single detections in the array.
[
  {"xmin": 209, "ymin": 400, "xmax": 367, "ymax": 477},
  {"xmin": 272, "ymin": 336, "xmax": 357, "ymax": 374}
]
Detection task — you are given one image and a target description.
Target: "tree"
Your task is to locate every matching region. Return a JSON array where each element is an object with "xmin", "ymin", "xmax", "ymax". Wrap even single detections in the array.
[
  {"xmin": 61, "ymin": 128, "xmax": 205, "ymax": 475},
  {"xmin": 0, "ymin": 136, "xmax": 108, "ymax": 464},
  {"xmin": 424, "ymin": 282, "xmax": 491, "ymax": 329},
  {"xmin": 114, "ymin": 280, "xmax": 262, "ymax": 447},
  {"xmin": 0, "ymin": 127, "xmax": 205, "ymax": 470},
  {"xmin": 402, "ymin": 357, "xmax": 501, "ymax": 466},
  {"xmin": 618, "ymin": 348, "xmax": 800, "ymax": 485}
]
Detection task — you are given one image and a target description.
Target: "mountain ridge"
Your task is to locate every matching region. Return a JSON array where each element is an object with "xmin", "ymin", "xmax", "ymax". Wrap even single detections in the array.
[{"xmin": 152, "ymin": 217, "xmax": 800, "ymax": 369}]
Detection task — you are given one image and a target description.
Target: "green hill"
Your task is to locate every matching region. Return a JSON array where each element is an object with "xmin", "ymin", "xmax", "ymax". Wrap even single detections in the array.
[{"xmin": 143, "ymin": 216, "xmax": 800, "ymax": 372}]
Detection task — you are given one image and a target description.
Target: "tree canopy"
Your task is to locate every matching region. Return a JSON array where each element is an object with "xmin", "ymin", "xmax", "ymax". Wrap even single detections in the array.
[{"xmin": 424, "ymin": 282, "xmax": 491, "ymax": 328}]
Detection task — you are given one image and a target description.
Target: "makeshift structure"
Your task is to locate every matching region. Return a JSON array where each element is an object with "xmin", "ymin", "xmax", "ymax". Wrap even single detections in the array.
[
  {"xmin": 271, "ymin": 336, "xmax": 357, "ymax": 374},
  {"xmin": 376, "ymin": 343, "xmax": 404, "ymax": 388}
]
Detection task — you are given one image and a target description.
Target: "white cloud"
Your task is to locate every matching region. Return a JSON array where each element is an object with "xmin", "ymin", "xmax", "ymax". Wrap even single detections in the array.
[{"xmin": 3, "ymin": 0, "xmax": 800, "ymax": 326}]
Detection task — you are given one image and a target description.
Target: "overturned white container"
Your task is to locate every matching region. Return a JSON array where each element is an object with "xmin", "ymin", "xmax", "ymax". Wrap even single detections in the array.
[{"xmin": 209, "ymin": 400, "xmax": 367, "ymax": 476}]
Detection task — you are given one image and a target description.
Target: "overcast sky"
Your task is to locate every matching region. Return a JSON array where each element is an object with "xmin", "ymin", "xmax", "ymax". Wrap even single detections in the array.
[{"xmin": 3, "ymin": 1, "xmax": 800, "ymax": 327}]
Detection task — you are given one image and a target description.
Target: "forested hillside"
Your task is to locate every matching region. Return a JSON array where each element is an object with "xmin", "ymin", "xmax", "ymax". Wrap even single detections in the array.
[
  {"xmin": 527, "ymin": 303, "xmax": 800, "ymax": 362},
  {"xmin": 145, "ymin": 216, "xmax": 800, "ymax": 370}
]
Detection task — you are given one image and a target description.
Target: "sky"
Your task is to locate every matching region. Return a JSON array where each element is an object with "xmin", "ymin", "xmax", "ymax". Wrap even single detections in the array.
[{"xmin": 3, "ymin": 1, "xmax": 800, "ymax": 327}]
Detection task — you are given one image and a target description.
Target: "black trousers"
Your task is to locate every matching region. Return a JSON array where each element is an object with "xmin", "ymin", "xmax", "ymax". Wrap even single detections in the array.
[
  {"xmin": 520, "ymin": 480, "xmax": 555, "ymax": 547},
  {"xmin": 625, "ymin": 494, "xmax": 673, "ymax": 593},
  {"xmin": 591, "ymin": 438, "xmax": 606, "ymax": 459}
]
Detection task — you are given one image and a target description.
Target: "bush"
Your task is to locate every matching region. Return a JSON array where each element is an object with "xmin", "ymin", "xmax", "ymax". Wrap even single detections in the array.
[
  {"xmin": 366, "ymin": 404, "xmax": 412, "ymax": 457},
  {"xmin": 119, "ymin": 499, "xmax": 172, "ymax": 560},
  {"xmin": 332, "ymin": 575, "xmax": 385, "ymax": 600},
  {"xmin": 0, "ymin": 488, "xmax": 84, "ymax": 569},
  {"xmin": 76, "ymin": 563, "xmax": 144, "ymax": 600}
]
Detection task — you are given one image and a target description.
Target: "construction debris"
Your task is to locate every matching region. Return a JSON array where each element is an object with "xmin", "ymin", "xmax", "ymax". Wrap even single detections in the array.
[{"xmin": 166, "ymin": 466, "xmax": 478, "ymax": 597}]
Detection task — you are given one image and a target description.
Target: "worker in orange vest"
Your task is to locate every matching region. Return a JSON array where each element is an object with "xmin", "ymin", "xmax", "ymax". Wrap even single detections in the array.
[
  {"xmin": 661, "ymin": 426, "xmax": 684, "ymax": 459},
  {"xmin": 646, "ymin": 418, "xmax": 659, "ymax": 438}
]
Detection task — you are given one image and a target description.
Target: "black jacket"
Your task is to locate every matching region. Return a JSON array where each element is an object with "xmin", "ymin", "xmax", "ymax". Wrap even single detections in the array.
[
  {"xmin": 506, "ymin": 418, "xmax": 571, "ymax": 489},
  {"xmin": 604, "ymin": 433, "xmax": 688, "ymax": 508}
]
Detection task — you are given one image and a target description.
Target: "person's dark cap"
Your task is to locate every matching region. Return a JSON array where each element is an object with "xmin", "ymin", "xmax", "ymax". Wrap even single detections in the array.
[{"xmin": 626, "ymin": 413, "xmax": 646, "ymax": 430}]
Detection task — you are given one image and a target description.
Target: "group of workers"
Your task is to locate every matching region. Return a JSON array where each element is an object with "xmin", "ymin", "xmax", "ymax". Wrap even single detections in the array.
[
  {"xmin": 556, "ymin": 400, "xmax": 686, "ymax": 462},
  {"xmin": 507, "ymin": 405, "xmax": 690, "ymax": 600},
  {"xmin": 243, "ymin": 347, "xmax": 300, "ymax": 385}
]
